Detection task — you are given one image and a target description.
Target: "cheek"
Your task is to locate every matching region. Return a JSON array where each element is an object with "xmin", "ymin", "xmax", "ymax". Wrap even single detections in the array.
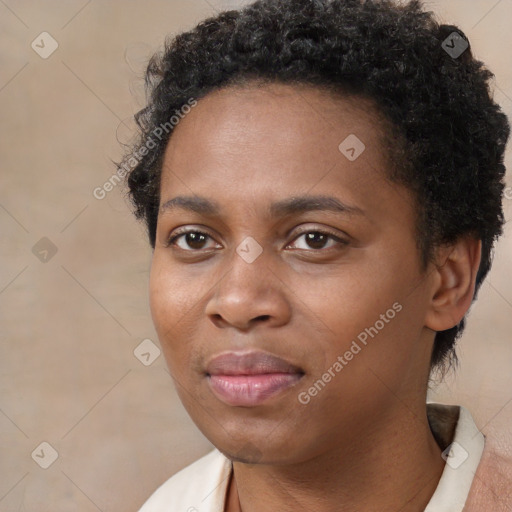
[
  {"xmin": 149, "ymin": 259, "xmax": 195, "ymax": 368},
  {"xmin": 302, "ymin": 252, "xmax": 423, "ymax": 372},
  {"xmin": 302, "ymin": 264, "xmax": 396, "ymax": 341},
  {"xmin": 149, "ymin": 263, "xmax": 174, "ymax": 334},
  {"xmin": 149, "ymin": 254, "xmax": 204, "ymax": 327}
]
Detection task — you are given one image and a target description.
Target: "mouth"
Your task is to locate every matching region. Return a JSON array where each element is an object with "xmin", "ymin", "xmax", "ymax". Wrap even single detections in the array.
[{"xmin": 205, "ymin": 351, "xmax": 305, "ymax": 407}]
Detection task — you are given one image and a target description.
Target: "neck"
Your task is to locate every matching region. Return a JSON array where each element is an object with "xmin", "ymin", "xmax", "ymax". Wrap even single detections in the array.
[{"xmin": 227, "ymin": 402, "xmax": 445, "ymax": 512}]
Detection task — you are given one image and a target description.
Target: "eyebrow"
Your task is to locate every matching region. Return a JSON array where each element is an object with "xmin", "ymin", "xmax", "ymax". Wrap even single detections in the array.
[{"xmin": 159, "ymin": 194, "xmax": 364, "ymax": 218}]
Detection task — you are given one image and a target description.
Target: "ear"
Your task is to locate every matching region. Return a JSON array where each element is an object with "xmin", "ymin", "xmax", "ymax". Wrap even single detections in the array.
[{"xmin": 424, "ymin": 237, "xmax": 482, "ymax": 332}]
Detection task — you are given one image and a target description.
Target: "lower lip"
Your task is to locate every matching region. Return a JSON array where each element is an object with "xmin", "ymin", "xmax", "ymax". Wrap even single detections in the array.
[{"xmin": 208, "ymin": 373, "xmax": 303, "ymax": 406}]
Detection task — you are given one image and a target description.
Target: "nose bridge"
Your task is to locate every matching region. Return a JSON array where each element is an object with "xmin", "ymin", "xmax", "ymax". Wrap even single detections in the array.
[
  {"xmin": 225, "ymin": 235, "xmax": 272, "ymax": 297},
  {"xmin": 206, "ymin": 237, "xmax": 290, "ymax": 328}
]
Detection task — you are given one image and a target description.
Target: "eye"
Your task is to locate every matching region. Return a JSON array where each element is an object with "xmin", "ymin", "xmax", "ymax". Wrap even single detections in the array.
[
  {"xmin": 167, "ymin": 229, "xmax": 218, "ymax": 251},
  {"xmin": 166, "ymin": 227, "xmax": 348, "ymax": 252},
  {"xmin": 287, "ymin": 229, "xmax": 348, "ymax": 251}
]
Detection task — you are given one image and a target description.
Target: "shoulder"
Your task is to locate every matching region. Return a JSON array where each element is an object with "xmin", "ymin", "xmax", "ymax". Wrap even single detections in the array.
[
  {"xmin": 138, "ymin": 449, "xmax": 232, "ymax": 512},
  {"xmin": 464, "ymin": 435, "xmax": 512, "ymax": 511}
]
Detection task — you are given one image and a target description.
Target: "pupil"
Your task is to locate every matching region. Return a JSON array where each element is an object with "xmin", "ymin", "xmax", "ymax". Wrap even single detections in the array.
[
  {"xmin": 187, "ymin": 232, "xmax": 206, "ymax": 249},
  {"xmin": 306, "ymin": 232, "xmax": 327, "ymax": 249}
]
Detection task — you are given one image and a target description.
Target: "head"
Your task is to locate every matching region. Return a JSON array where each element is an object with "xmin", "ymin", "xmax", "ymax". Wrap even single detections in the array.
[{"xmin": 120, "ymin": 0, "xmax": 509, "ymax": 462}]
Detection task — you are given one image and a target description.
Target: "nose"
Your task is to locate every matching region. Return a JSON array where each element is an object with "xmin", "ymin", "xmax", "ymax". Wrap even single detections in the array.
[{"xmin": 205, "ymin": 251, "xmax": 292, "ymax": 331}]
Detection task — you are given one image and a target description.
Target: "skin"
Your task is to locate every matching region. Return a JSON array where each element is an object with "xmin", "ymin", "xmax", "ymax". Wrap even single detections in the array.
[{"xmin": 149, "ymin": 82, "xmax": 482, "ymax": 511}]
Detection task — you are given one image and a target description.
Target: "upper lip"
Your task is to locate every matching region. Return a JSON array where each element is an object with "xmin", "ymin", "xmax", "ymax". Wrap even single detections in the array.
[{"xmin": 206, "ymin": 351, "xmax": 304, "ymax": 376}]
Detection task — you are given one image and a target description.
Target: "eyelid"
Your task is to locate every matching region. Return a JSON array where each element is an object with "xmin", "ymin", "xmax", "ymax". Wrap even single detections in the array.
[
  {"xmin": 288, "ymin": 224, "xmax": 349, "ymax": 243},
  {"xmin": 165, "ymin": 225, "xmax": 219, "ymax": 249},
  {"xmin": 285, "ymin": 227, "xmax": 349, "ymax": 252}
]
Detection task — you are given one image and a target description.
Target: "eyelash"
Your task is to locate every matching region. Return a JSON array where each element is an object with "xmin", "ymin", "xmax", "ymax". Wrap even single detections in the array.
[{"xmin": 166, "ymin": 227, "xmax": 348, "ymax": 252}]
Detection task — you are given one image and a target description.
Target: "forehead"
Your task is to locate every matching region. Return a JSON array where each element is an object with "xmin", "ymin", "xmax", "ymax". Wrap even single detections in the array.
[{"xmin": 162, "ymin": 83, "xmax": 389, "ymax": 179}]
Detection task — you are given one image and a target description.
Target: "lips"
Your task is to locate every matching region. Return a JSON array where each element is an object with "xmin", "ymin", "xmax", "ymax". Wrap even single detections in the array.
[{"xmin": 206, "ymin": 351, "xmax": 304, "ymax": 407}]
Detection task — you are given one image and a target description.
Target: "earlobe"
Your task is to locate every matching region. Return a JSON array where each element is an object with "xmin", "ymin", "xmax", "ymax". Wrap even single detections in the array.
[{"xmin": 425, "ymin": 238, "xmax": 482, "ymax": 332}]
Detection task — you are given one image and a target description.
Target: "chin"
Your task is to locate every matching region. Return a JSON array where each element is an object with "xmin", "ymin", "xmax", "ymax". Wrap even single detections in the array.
[{"xmin": 212, "ymin": 430, "xmax": 304, "ymax": 466}]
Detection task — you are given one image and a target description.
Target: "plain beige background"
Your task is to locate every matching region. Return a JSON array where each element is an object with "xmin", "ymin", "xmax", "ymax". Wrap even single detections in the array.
[{"xmin": 0, "ymin": 0, "xmax": 511, "ymax": 510}]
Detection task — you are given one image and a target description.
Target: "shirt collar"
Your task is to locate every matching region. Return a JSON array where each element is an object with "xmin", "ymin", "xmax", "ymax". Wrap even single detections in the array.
[{"xmin": 424, "ymin": 402, "xmax": 485, "ymax": 511}]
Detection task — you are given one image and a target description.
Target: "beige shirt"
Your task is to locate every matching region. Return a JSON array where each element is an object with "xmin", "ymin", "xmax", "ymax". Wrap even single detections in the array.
[{"xmin": 138, "ymin": 403, "xmax": 485, "ymax": 512}]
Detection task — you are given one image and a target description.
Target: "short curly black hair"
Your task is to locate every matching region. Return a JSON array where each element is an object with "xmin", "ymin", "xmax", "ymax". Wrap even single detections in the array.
[{"xmin": 120, "ymin": 0, "xmax": 509, "ymax": 373}]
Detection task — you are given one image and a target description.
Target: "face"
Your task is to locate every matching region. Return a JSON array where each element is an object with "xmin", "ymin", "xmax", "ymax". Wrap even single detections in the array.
[{"xmin": 149, "ymin": 83, "xmax": 436, "ymax": 465}]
